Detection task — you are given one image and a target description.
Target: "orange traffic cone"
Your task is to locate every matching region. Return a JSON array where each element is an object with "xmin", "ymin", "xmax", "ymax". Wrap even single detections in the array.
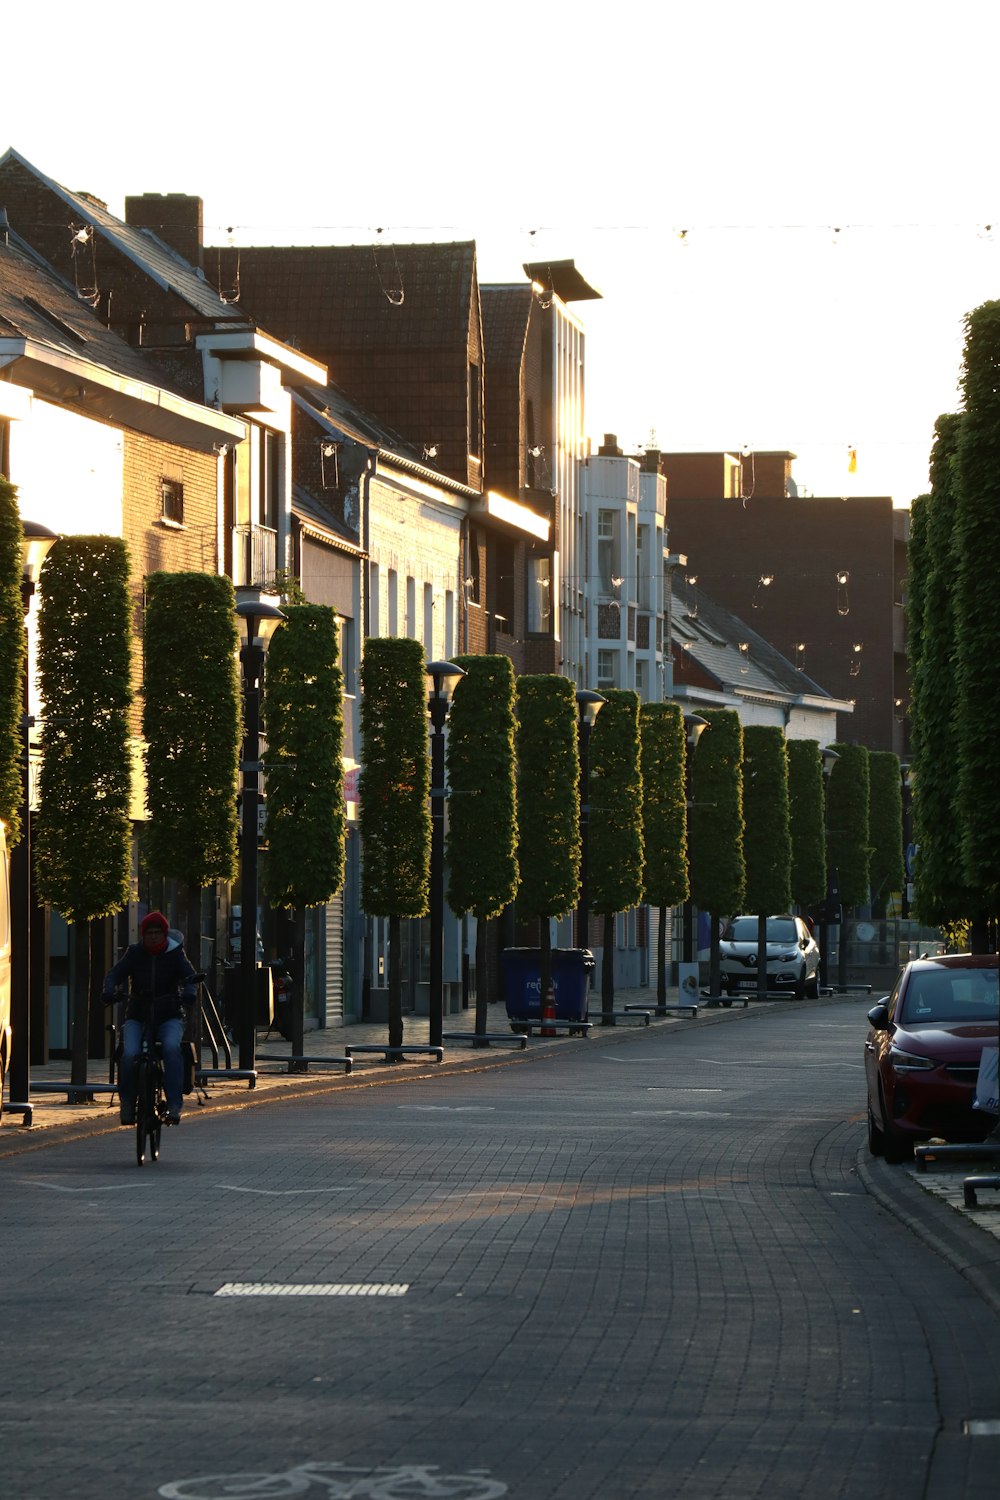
[{"xmin": 541, "ymin": 981, "xmax": 557, "ymax": 1037}]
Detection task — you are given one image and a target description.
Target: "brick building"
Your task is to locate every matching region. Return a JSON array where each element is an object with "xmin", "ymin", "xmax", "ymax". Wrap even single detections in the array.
[{"xmin": 660, "ymin": 450, "xmax": 909, "ymax": 753}]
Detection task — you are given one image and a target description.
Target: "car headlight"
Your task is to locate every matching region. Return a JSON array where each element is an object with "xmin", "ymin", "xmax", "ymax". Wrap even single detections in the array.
[
  {"xmin": 777, "ymin": 952, "xmax": 798, "ymax": 963},
  {"xmin": 888, "ymin": 1044, "xmax": 936, "ymax": 1071}
]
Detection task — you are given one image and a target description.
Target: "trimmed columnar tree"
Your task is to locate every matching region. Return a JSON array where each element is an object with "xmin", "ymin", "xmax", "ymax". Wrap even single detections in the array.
[
  {"xmin": 826, "ymin": 742, "xmax": 871, "ymax": 910},
  {"xmin": 515, "ymin": 674, "xmax": 580, "ymax": 1012},
  {"xmin": 588, "ymin": 689, "xmax": 644, "ymax": 1022},
  {"xmin": 446, "ymin": 655, "xmax": 519, "ymax": 1042},
  {"xmin": 742, "ymin": 725, "xmax": 792, "ymax": 999},
  {"xmin": 640, "ymin": 702, "xmax": 688, "ymax": 1010},
  {"xmin": 868, "ymin": 750, "xmax": 904, "ymax": 917},
  {"xmin": 689, "ymin": 709, "xmax": 745, "ymax": 1000},
  {"xmin": 910, "ymin": 414, "xmax": 974, "ymax": 927},
  {"xmin": 359, "ymin": 637, "xmax": 430, "ymax": 1050},
  {"xmin": 787, "ymin": 739, "xmax": 827, "ymax": 913},
  {"xmin": 0, "ymin": 478, "xmax": 24, "ymax": 844},
  {"xmin": 35, "ymin": 537, "xmax": 133, "ymax": 1085},
  {"xmin": 263, "ymin": 604, "xmax": 346, "ymax": 1056},
  {"xmin": 953, "ymin": 302, "xmax": 1000, "ymax": 944},
  {"xmin": 142, "ymin": 573, "xmax": 241, "ymax": 950}
]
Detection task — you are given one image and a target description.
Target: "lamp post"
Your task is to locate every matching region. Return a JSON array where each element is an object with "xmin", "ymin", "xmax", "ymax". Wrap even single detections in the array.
[
  {"xmin": 575, "ymin": 689, "xmax": 606, "ymax": 953},
  {"xmin": 819, "ymin": 745, "xmax": 840, "ymax": 992},
  {"xmin": 235, "ymin": 587, "xmax": 285, "ymax": 1073},
  {"xmin": 681, "ymin": 713, "xmax": 709, "ymax": 971},
  {"xmin": 8, "ymin": 519, "xmax": 58, "ymax": 1119},
  {"xmin": 426, "ymin": 660, "xmax": 465, "ymax": 1048}
]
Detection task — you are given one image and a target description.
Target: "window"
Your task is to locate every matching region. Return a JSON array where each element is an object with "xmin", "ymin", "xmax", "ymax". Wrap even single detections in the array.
[
  {"xmin": 406, "ymin": 576, "xmax": 416, "ymax": 638},
  {"xmin": 423, "ymin": 583, "xmax": 434, "ymax": 651},
  {"xmin": 160, "ymin": 479, "xmax": 184, "ymax": 525},
  {"xmin": 369, "ymin": 563, "xmax": 380, "ymax": 636},
  {"xmin": 636, "ymin": 526, "xmax": 650, "ymax": 609},
  {"xmin": 260, "ymin": 430, "xmax": 281, "ymax": 530},
  {"xmin": 339, "ymin": 616, "xmax": 355, "ymax": 695},
  {"xmin": 597, "ymin": 510, "xmax": 619, "ymax": 595},
  {"xmin": 387, "ymin": 569, "xmax": 399, "ymax": 635},
  {"xmin": 597, "ymin": 649, "xmax": 617, "ymax": 689},
  {"xmin": 635, "ymin": 658, "xmax": 647, "ymax": 699},
  {"xmin": 528, "ymin": 555, "xmax": 551, "ymax": 632}
]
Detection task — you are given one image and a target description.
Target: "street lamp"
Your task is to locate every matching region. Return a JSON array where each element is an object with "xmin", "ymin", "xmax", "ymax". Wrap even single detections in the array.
[
  {"xmin": 8, "ymin": 519, "xmax": 58, "ymax": 1121},
  {"xmin": 681, "ymin": 713, "xmax": 709, "ymax": 972},
  {"xmin": 234, "ymin": 587, "xmax": 285, "ymax": 1073},
  {"xmin": 575, "ymin": 689, "xmax": 606, "ymax": 953},
  {"xmin": 819, "ymin": 745, "xmax": 840, "ymax": 993},
  {"xmin": 426, "ymin": 659, "xmax": 465, "ymax": 1048}
]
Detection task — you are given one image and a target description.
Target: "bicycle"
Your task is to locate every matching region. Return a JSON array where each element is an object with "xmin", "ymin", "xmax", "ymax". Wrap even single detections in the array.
[
  {"xmin": 120, "ymin": 976, "xmax": 203, "ymax": 1167},
  {"xmin": 158, "ymin": 1460, "xmax": 508, "ymax": 1499}
]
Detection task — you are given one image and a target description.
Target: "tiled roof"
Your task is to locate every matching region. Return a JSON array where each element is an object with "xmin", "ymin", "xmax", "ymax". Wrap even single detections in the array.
[
  {"xmin": 671, "ymin": 576, "xmax": 831, "ymax": 700},
  {"xmin": 294, "ymin": 380, "xmax": 421, "ymax": 458},
  {"xmin": 481, "ymin": 285, "xmax": 532, "ymax": 368},
  {"xmin": 0, "ymin": 237, "xmax": 184, "ymax": 390},
  {"xmin": 208, "ymin": 242, "xmax": 478, "ymax": 351},
  {"xmin": 0, "ymin": 149, "xmax": 246, "ymax": 325}
]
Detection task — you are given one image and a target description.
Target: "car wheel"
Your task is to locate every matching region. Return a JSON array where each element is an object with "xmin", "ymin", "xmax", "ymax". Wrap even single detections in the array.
[
  {"xmin": 878, "ymin": 1086, "xmax": 913, "ymax": 1163},
  {"xmin": 806, "ymin": 971, "xmax": 820, "ymax": 999},
  {"xmin": 793, "ymin": 967, "xmax": 807, "ymax": 1001},
  {"xmin": 867, "ymin": 1104, "xmax": 885, "ymax": 1157}
]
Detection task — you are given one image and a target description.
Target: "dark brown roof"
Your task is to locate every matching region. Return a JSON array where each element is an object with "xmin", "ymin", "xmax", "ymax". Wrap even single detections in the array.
[
  {"xmin": 208, "ymin": 241, "xmax": 478, "ymax": 351},
  {"xmin": 0, "ymin": 238, "xmax": 183, "ymax": 391},
  {"xmin": 481, "ymin": 285, "xmax": 532, "ymax": 369}
]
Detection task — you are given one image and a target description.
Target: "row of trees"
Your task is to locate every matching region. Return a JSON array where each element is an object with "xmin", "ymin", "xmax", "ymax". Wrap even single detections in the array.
[
  {"xmin": 0, "ymin": 489, "xmax": 905, "ymax": 1063},
  {"xmin": 908, "ymin": 299, "xmax": 1000, "ymax": 949}
]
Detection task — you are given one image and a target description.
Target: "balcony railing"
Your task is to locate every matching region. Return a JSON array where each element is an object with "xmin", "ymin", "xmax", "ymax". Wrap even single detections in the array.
[{"xmin": 234, "ymin": 525, "xmax": 277, "ymax": 589}]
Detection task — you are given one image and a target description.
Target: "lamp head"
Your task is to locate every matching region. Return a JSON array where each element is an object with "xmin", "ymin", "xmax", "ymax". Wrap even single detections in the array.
[
  {"xmin": 820, "ymin": 745, "xmax": 841, "ymax": 777},
  {"xmin": 684, "ymin": 712, "xmax": 709, "ymax": 747},
  {"xmin": 426, "ymin": 659, "xmax": 466, "ymax": 717},
  {"xmin": 576, "ymin": 688, "xmax": 606, "ymax": 729},
  {"xmin": 235, "ymin": 587, "xmax": 285, "ymax": 654},
  {"xmin": 21, "ymin": 519, "xmax": 58, "ymax": 589}
]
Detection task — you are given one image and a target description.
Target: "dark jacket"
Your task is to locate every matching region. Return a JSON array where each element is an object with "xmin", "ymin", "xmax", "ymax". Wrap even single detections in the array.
[{"xmin": 103, "ymin": 936, "xmax": 198, "ymax": 1024}]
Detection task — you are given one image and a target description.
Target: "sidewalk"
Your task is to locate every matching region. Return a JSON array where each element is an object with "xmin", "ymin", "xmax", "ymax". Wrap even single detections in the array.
[{"xmin": 0, "ymin": 983, "xmax": 734, "ymax": 1149}]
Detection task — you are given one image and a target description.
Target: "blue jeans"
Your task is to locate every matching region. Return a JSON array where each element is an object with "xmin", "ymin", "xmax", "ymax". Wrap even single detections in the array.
[{"xmin": 120, "ymin": 1017, "xmax": 184, "ymax": 1117}]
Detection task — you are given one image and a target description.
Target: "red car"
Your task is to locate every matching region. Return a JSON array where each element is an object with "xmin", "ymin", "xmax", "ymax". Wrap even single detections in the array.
[{"xmin": 864, "ymin": 953, "xmax": 999, "ymax": 1162}]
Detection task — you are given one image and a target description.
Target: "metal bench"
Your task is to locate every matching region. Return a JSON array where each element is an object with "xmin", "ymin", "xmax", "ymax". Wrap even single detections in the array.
[
  {"xmin": 963, "ymin": 1174, "xmax": 1000, "ymax": 1208},
  {"xmin": 196, "ymin": 1068, "xmax": 257, "ymax": 1089},
  {"xmin": 256, "ymin": 1053, "xmax": 353, "ymax": 1075},
  {"xmin": 507, "ymin": 1017, "xmax": 592, "ymax": 1037},
  {"xmin": 592, "ymin": 1008, "xmax": 652, "ymax": 1026},
  {"xmin": 29, "ymin": 1081, "xmax": 119, "ymax": 1102},
  {"xmin": 343, "ymin": 1044, "xmax": 444, "ymax": 1063},
  {"xmin": 442, "ymin": 1032, "xmax": 528, "ymax": 1049},
  {"xmin": 914, "ymin": 1140, "xmax": 1000, "ymax": 1173}
]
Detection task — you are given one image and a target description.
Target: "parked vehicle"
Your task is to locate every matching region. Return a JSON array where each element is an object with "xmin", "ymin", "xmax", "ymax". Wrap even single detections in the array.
[
  {"xmin": 864, "ymin": 953, "xmax": 999, "ymax": 1162},
  {"xmin": 0, "ymin": 820, "xmax": 10, "ymax": 1118},
  {"xmin": 719, "ymin": 914, "xmax": 820, "ymax": 999}
]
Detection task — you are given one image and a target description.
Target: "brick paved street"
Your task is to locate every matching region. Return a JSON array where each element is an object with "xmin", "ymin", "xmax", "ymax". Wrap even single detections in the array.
[{"xmin": 2, "ymin": 994, "xmax": 1000, "ymax": 1499}]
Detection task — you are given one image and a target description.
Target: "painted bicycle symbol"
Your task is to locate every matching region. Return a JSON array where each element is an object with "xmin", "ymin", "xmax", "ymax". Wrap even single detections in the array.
[{"xmin": 159, "ymin": 1461, "xmax": 508, "ymax": 1500}]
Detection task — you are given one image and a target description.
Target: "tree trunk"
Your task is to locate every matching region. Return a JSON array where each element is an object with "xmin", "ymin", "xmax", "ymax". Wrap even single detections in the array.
[
  {"xmin": 473, "ymin": 915, "xmax": 490, "ymax": 1045},
  {"xmin": 709, "ymin": 916, "xmax": 722, "ymax": 1002},
  {"xmin": 601, "ymin": 910, "xmax": 616, "ymax": 1024},
  {"xmin": 656, "ymin": 904, "xmax": 667, "ymax": 1012},
  {"xmin": 70, "ymin": 920, "xmax": 91, "ymax": 1088},
  {"xmin": 388, "ymin": 913, "xmax": 404, "ymax": 1052},
  {"xmin": 291, "ymin": 906, "xmax": 306, "ymax": 1066},
  {"xmin": 539, "ymin": 918, "xmax": 553, "ymax": 1020},
  {"xmin": 88, "ymin": 919, "xmax": 107, "ymax": 1059},
  {"xmin": 970, "ymin": 915, "xmax": 991, "ymax": 955}
]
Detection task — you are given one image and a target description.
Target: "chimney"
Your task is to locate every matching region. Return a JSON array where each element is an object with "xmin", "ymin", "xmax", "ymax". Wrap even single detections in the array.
[
  {"xmin": 598, "ymin": 433, "xmax": 623, "ymax": 457},
  {"xmin": 125, "ymin": 193, "xmax": 204, "ymax": 270},
  {"xmin": 642, "ymin": 448, "xmax": 662, "ymax": 474}
]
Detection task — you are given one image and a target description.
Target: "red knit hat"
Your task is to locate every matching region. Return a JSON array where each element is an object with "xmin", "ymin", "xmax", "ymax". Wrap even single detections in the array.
[{"xmin": 140, "ymin": 911, "xmax": 169, "ymax": 951}]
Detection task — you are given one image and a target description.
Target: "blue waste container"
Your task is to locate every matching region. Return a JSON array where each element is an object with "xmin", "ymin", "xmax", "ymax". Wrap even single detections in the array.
[{"xmin": 501, "ymin": 947, "xmax": 595, "ymax": 1024}]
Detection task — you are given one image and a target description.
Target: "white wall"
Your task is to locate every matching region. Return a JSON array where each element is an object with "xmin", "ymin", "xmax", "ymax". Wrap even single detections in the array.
[{"xmin": 9, "ymin": 399, "xmax": 124, "ymax": 536}]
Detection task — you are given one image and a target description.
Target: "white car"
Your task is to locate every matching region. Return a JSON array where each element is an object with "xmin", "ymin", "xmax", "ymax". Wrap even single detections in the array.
[{"xmin": 719, "ymin": 914, "xmax": 820, "ymax": 1000}]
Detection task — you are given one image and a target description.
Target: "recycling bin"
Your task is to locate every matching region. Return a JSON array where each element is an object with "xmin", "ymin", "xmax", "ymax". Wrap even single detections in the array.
[{"xmin": 501, "ymin": 947, "xmax": 595, "ymax": 1023}]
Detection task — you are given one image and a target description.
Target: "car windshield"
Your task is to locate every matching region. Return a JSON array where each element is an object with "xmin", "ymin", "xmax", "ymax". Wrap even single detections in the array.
[
  {"xmin": 901, "ymin": 968, "xmax": 1000, "ymax": 1024},
  {"xmin": 726, "ymin": 918, "xmax": 798, "ymax": 943}
]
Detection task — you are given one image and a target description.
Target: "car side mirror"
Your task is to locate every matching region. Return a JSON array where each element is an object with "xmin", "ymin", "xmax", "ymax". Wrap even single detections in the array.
[{"xmin": 867, "ymin": 999, "xmax": 890, "ymax": 1030}]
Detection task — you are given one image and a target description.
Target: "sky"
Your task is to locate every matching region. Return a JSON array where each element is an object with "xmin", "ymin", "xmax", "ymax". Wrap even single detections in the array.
[{"xmin": 6, "ymin": 1, "xmax": 1000, "ymax": 504}]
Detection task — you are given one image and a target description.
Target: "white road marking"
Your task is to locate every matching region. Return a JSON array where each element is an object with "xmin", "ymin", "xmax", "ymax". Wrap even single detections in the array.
[
  {"xmin": 217, "ymin": 1186, "xmax": 355, "ymax": 1196},
  {"xmin": 400, "ymin": 1105, "xmax": 496, "ymax": 1112},
  {"xmin": 214, "ymin": 1282, "xmax": 409, "ymax": 1297},
  {"xmin": 631, "ymin": 1110, "xmax": 733, "ymax": 1118},
  {"xmin": 18, "ymin": 1180, "xmax": 151, "ymax": 1192}
]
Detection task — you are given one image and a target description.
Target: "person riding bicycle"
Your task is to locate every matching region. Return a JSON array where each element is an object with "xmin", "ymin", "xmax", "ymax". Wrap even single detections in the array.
[{"xmin": 103, "ymin": 910, "xmax": 198, "ymax": 1127}]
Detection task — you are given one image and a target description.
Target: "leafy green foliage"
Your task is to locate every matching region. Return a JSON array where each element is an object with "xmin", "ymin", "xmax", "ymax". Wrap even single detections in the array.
[
  {"xmin": 742, "ymin": 726, "xmax": 791, "ymax": 915},
  {"xmin": 689, "ymin": 709, "xmax": 745, "ymax": 916},
  {"xmin": 514, "ymin": 675, "xmax": 580, "ymax": 921},
  {"xmin": 786, "ymin": 740, "xmax": 827, "ymax": 908},
  {"xmin": 263, "ymin": 604, "xmax": 346, "ymax": 908},
  {"xmin": 359, "ymin": 637, "xmax": 430, "ymax": 917},
  {"xmin": 588, "ymin": 689, "xmax": 644, "ymax": 916},
  {"xmin": 826, "ymin": 742, "xmax": 870, "ymax": 908},
  {"xmin": 34, "ymin": 537, "xmax": 132, "ymax": 921},
  {"xmin": 868, "ymin": 750, "xmax": 904, "ymax": 909},
  {"xmin": 955, "ymin": 303, "xmax": 1000, "ymax": 907},
  {"xmin": 639, "ymin": 702, "xmax": 688, "ymax": 908},
  {"xmin": 446, "ymin": 655, "xmax": 518, "ymax": 919},
  {"xmin": 0, "ymin": 478, "xmax": 25, "ymax": 845},
  {"xmin": 142, "ymin": 573, "xmax": 241, "ymax": 886}
]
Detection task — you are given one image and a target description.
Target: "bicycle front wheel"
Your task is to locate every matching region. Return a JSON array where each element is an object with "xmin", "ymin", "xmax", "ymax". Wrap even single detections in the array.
[{"xmin": 135, "ymin": 1057, "xmax": 154, "ymax": 1167}]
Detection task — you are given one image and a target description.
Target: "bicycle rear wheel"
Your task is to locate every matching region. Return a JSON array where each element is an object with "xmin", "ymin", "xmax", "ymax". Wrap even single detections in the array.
[
  {"xmin": 135, "ymin": 1057, "xmax": 156, "ymax": 1167},
  {"xmin": 149, "ymin": 1068, "xmax": 163, "ymax": 1162}
]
